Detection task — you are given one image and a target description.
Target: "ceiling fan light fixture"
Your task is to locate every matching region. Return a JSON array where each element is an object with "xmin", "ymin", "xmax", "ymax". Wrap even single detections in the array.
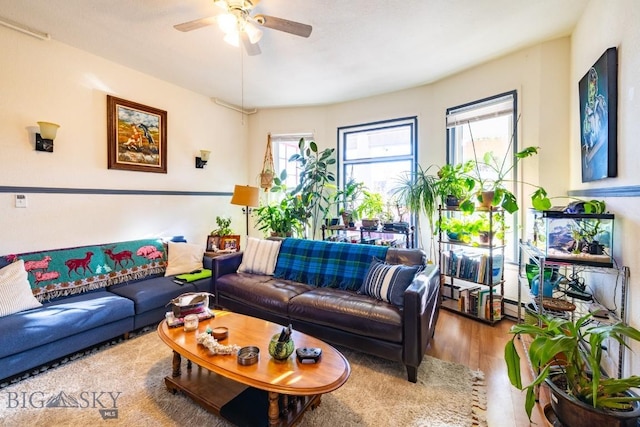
[
  {"xmin": 223, "ymin": 31, "xmax": 240, "ymax": 47},
  {"xmin": 218, "ymin": 13, "xmax": 238, "ymax": 34},
  {"xmin": 244, "ymin": 22, "xmax": 263, "ymax": 44}
]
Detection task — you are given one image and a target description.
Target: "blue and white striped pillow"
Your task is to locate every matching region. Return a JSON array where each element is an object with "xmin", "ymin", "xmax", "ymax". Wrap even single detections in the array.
[
  {"xmin": 238, "ymin": 238, "xmax": 282, "ymax": 276},
  {"xmin": 359, "ymin": 258, "xmax": 423, "ymax": 307}
]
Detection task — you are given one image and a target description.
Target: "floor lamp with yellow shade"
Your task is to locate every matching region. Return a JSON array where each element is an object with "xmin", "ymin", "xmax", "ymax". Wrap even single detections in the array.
[{"xmin": 230, "ymin": 185, "xmax": 260, "ymax": 239}]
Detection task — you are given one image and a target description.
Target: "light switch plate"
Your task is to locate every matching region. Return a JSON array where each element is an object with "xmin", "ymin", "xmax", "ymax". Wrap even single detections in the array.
[{"xmin": 15, "ymin": 194, "xmax": 27, "ymax": 208}]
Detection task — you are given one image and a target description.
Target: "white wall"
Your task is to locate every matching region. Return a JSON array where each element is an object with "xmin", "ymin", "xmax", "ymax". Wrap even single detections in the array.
[
  {"xmin": 571, "ymin": 0, "xmax": 640, "ymax": 375},
  {"xmin": 0, "ymin": 26, "xmax": 251, "ymax": 254},
  {"xmin": 248, "ymin": 38, "xmax": 572, "ymax": 248}
]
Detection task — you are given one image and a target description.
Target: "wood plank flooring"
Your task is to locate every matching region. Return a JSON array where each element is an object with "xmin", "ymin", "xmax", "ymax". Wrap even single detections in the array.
[{"xmin": 426, "ymin": 309, "xmax": 546, "ymax": 426}]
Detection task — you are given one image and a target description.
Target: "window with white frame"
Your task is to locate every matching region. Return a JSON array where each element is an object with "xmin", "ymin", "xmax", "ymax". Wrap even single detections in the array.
[
  {"xmin": 446, "ymin": 91, "xmax": 518, "ymax": 261},
  {"xmin": 271, "ymin": 132, "xmax": 314, "ymax": 189},
  {"xmin": 337, "ymin": 117, "xmax": 417, "ymax": 223}
]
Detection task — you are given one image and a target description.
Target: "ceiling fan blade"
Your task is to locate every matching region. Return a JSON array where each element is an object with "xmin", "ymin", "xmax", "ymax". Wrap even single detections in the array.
[
  {"xmin": 241, "ymin": 32, "xmax": 261, "ymax": 56},
  {"xmin": 173, "ymin": 16, "xmax": 218, "ymax": 32},
  {"xmin": 253, "ymin": 14, "xmax": 312, "ymax": 38}
]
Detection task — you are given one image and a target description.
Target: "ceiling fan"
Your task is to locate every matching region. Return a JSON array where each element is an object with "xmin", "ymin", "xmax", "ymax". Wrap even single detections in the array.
[{"xmin": 173, "ymin": 0, "xmax": 312, "ymax": 56}]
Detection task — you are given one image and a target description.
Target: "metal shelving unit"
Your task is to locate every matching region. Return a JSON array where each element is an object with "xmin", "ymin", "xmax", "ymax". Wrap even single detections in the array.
[
  {"xmin": 518, "ymin": 240, "xmax": 629, "ymax": 378},
  {"xmin": 438, "ymin": 206, "xmax": 505, "ymax": 324}
]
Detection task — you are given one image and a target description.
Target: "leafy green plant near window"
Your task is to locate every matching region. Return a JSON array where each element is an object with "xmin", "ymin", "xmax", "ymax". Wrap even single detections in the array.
[
  {"xmin": 253, "ymin": 194, "xmax": 305, "ymax": 237},
  {"xmin": 287, "ymin": 139, "xmax": 337, "ymax": 239},
  {"xmin": 435, "ymin": 161, "xmax": 476, "ymax": 206},
  {"xmin": 458, "ymin": 117, "xmax": 551, "ymax": 215},
  {"xmin": 356, "ymin": 190, "xmax": 385, "ymax": 220}
]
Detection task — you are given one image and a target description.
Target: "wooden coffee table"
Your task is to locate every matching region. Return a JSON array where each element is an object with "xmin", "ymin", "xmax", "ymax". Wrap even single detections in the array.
[{"xmin": 157, "ymin": 310, "xmax": 351, "ymax": 426}]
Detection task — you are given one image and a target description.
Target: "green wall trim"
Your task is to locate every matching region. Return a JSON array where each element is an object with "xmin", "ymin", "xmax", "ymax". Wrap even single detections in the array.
[
  {"xmin": 0, "ymin": 186, "xmax": 231, "ymax": 197},
  {"xmin": 568, "ymin": 186, "xmax": 640, "ymax": 198}
]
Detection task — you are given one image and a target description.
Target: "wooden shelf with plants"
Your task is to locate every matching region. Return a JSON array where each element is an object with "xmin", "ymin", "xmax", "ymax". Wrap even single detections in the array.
[{"xmin": 438, "ymin": 205, "xmax": 505, "ymax": 324}]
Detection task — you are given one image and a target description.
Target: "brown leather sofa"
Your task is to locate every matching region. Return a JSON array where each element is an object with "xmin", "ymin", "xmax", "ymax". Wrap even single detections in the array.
[{"xmin": 212, "ymin": 244, "xmax": 441, "ymax": 382}]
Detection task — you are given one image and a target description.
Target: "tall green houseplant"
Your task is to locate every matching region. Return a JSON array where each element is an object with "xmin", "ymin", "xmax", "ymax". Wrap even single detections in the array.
[{"xmin": 289, "ymin": 138, "xmax": 336, "ymax": 239}]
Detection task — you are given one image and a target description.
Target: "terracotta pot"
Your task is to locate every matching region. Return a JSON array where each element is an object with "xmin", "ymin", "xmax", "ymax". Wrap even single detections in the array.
[
  {"xmin": 546, "ymin": 375, "xmax": 640, "ymax": 427},
  {"xmin": 479, "ymin": 191, "xmax": 495, "ymax": 208}
]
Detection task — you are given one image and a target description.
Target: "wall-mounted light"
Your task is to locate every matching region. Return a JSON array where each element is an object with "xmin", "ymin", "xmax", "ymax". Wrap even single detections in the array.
[
  {"xmin": 35, "ymin": 121, "xmax": 60, "ymax": 152},
  {"xmin": 195, "ymin": 149, "xmax": 211, "ymax": 168}
]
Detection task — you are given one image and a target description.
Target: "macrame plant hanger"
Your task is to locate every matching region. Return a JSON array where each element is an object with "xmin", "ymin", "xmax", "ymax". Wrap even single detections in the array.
[{"xmin": 260, "ymin": 133, "xmax": 275, "ymax": 191}]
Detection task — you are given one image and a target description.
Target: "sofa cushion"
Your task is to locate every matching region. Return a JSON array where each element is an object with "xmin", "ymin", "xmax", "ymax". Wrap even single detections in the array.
[
  {"xmin": 165, "ymin": 242, "xmax": 204, "ymax": 276},
  {"xmin": 288, "ymin": 288, "xmax": 403, "ymax": 343},
  {"xmin": 274, "ymin": 238, "xmax": 389, "ymax": 291},
  {"xmin": 359, "ymin": 258, "xmax": 423, "ymax": 308},
  {"xmin": 0, "ymin": 291, "xmax": 134, "ymax": 359},
  {"xmin": 238, "ymin": 238, "xmax": 281, "ymax": 276},
  {"xmin": 108, "ymin": 275, "xmax": 210, "ymax": 314},
  {"xmin": 0, "ymin": 260, "xmax": 42, "ymax": 317},
  {"xmin": 216, "ymin": 273, "xmax": 314, "ymax": 313}
]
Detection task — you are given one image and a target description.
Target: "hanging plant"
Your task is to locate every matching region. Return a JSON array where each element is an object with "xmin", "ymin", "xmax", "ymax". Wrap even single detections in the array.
[{"xmin": 260, "ymin": 133, "xmax": 275, "ymax": 191}]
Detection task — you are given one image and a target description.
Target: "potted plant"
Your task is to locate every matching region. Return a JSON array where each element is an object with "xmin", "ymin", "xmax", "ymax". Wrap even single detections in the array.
[
  {"xmin": 333, "ymin": 176, "xmax": 365, "ymax": 227},
  {"xmin": 211, "ymin": 216, "xmax": 233, "ymax": 236},
  {"xmin": 435, "ymin": 161, "xmax": 476, "ymax": 207},
  {"xmin": 356, "ymin": 190, "xmax": 385, "ymax": 229},
  {"xmin": 505, "ymin": 311, "xmax": 640, "ymax": 426},
  {"xmin": 391, "ymin": 164, "xmax": 439, "ymax": 258},
  {"xmin": 460, "ymin": 117, "xmax": 551, "ymax": 214},
  {"xmin": 463, "ymin": 146, "xmax": 550, "ymax": 214},
  {"xmin": 288, "ymin": 139, "xmax": 337, "ymax": 239},
  {"xmin": 253, "ymin": 195, "xmax": 305, "ymax": 238},
  {"xmin": 437, "ymin": 213, "xmax": 504, "ymax": 245}
]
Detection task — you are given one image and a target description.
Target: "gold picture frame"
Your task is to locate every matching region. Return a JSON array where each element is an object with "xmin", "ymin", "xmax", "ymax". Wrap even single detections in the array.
[
  {"xmin": 107, "ymin": 95, "xmax": 167, "ymax": 173},
  {"xmin": 219, "ymin": 235, "xmax": 241, "ymax": 252}
]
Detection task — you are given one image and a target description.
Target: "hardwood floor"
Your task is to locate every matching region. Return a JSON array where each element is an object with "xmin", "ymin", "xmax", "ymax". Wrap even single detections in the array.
[{"xmin": 426, "ymin": 309, "xmax": 547, "ymax": 427}]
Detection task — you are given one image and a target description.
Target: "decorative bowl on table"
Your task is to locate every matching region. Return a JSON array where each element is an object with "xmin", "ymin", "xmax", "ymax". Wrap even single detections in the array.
[{"xmin": 268, "ymin": 333, "xmax": 295, "ymax": 361}]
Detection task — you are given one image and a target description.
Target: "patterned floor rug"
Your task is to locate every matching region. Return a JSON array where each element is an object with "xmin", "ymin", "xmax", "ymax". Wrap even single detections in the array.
[{"xmin": 0, "ymin": 331, "xmax": 486, "ymax": 426}]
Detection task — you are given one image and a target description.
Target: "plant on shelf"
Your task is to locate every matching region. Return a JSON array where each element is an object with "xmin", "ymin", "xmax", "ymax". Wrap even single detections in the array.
[
  {"xmin": 434, "ymin": 161, "xmax": 476, "ymax": 207},
  {"xmin": 211, "ymin": 216, "xmax": 233, "ymax": 236},
  {"xmin": 461, "ymin": 117, "xmax": 551, "ymax": 214},
  {"xmin": 333, "ymin": 176, "xmax": 365, "ymax": 225},
  {"xmin": 505, "ymin": 311, "xmax": 640, "ymax": 426},
  {"xmin": 437, "ymin": 213, "xmax": 503, "ymax": 244},
  {"xmin": 356, "ymin": 190, "xmax": 385, "ymax": 228}
]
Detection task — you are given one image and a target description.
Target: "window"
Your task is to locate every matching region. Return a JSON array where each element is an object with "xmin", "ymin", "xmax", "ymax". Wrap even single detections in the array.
[
  {"xmin": 446, "ymin": 92, "xmax": 518, "ymax": 260},
  {"xmin": 338, "ymin": 117, "xmax": 417, "ymax": 222},
  {"xmin": 271, "ymin": 133, "xmax": 314, "ymax": 189}
]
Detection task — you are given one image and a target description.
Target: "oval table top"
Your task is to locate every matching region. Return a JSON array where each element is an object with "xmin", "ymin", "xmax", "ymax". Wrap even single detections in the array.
[{"xmin": 157, "ymin": 310, "xmax": 351, "ymax": 396}]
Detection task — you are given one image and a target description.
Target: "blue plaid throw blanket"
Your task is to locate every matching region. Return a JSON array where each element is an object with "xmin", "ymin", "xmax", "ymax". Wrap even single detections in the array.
[{"xmin": 274, "ymin": 238, "xmax": 388, "ymax": 291}]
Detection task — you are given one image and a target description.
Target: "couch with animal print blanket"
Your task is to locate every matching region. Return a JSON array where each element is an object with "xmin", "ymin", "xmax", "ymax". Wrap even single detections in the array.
[{"xmin": 0, "ymin": 238, "xmax": 213, "ymax": 382}]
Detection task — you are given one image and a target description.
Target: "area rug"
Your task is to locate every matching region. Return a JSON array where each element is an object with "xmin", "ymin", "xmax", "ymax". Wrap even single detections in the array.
[{"xmin": 0, "ymin": 331, "xmax": 486, "ymax": 426}]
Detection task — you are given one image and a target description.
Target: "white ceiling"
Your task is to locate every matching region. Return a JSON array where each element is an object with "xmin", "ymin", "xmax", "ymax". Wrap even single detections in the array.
[{"xmin": 0, "ymin": 0, "xmax": 589, "ymax": 109}]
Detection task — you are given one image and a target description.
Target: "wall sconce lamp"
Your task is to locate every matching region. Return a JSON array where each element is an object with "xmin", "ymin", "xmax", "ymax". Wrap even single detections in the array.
[
  {"xmin": 35, "ymin": 121, "xmax": 60, "ymax": 152},
  {"xmin": 195, "ymin": 150, "xmax": 211, "ymax": 168},
  {"xmin": 230, "ymin": 184, "xmax": 260, "ymax": 236}
]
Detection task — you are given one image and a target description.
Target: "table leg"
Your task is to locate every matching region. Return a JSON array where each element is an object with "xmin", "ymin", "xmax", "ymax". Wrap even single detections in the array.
[
  {"xmin": 268, "ymin": 391, "xmax": 280, "ymax": 427},
  {"xmin": 172, "ymin": 351, "xmax": 181, "ymax": 377}
]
